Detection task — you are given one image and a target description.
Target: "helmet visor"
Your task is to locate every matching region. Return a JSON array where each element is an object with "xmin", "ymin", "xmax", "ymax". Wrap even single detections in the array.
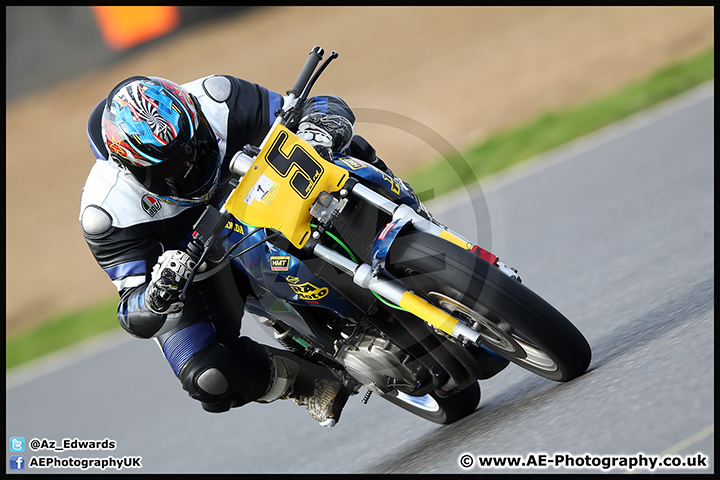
[{"xmin": 127, "ymin": 113, "xmax": 220, "ymax": 204}]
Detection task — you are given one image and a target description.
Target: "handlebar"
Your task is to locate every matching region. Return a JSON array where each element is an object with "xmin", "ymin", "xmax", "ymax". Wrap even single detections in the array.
[
  {"xmin": 287, "ymin": 46, "xmax": 324, "ymax": 97},
  {"xmin": 182, "ymin": 46, "xmax": 341, "ymax": 300},
  {"xmin": 298, "ymin": 50, "xmax": 338, "ymax": 105}
]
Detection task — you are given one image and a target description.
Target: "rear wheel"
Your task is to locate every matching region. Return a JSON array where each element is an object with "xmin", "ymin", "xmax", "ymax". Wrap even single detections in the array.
[
  {"xmin": 380, "ymin": 381, "xmax": 481, "ymax": 424},
  {"xmin": 386, "ymin": 231, "xmax": 591, "ymax": 381}
]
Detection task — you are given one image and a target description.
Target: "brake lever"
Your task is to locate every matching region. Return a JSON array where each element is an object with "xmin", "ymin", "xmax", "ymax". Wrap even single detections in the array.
[
  {"xmin": 298, "ymin": 50, "xmax": 338, "ymax": 104},
  {"xmin": 179, "ymin": 206, "xmax": 233, "ymax": 301},
  {"xmin": 282, "ymin": 49, "xmax": 339, "ymax": 128},
  {"xmin": 179, "ymin": 236, "xmax": 214, "ymax": 302}
]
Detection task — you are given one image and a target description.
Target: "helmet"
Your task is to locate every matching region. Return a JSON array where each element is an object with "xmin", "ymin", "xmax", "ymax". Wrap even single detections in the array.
[{"xmin": 101, "ymin": 76, "xmax": 221, "ymax": 205}]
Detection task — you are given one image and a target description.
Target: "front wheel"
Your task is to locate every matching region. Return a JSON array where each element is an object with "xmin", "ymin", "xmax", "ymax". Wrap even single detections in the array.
[
  {"xmin": 380, "ymin": 381, "xmax": 481, "ymax": 424},
  {"xmin": 386, "ymin": 231, "xmax": 591, "ymax": 382}
]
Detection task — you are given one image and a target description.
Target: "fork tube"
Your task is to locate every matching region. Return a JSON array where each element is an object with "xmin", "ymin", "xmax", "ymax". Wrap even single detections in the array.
[
  {"xmin": 312, "ymin": 243, "xmax": 359, "ymax": 276},
  {"xmin": 313, "ymin": 244, "xmax": 481, "ymax": 344},
  {"xmin": 349, "ymin": 183, "xmax": 398, "ymax": 215},
  {"xmin": 350, "ymin": 183, "xmax": 474, "ymax": 250}
]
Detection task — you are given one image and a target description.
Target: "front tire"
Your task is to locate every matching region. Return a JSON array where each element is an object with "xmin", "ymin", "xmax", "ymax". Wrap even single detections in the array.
[{"xmin": 386, "ymin": 231, "xmax": 591, "ymax": 382}]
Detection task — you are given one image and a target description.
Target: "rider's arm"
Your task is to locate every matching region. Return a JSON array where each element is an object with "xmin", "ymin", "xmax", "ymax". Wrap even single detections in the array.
[
  {"xmin": 300, "ymin": 95, "xmax": 356, "ymax": 127},
  {"xmin": 186, "ymin": 75, "xmax": 357, "ymax": 159},
  {"xmin": 81, "ymin": 210, "xmax": 169, "ymax": 338},
  {"xmin": 79, "ymin": 160, "xmax": 201, "ymax": 340}
]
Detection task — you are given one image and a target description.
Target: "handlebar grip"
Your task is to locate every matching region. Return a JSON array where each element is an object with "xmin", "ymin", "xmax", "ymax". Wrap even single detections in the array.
[
  {"xmin": 287, "ymin": 46, "xmax": 324, "ymax": 96},
  {"xmin": 185, "ymin": 238, "xmax": 203, "ymax": 263}
]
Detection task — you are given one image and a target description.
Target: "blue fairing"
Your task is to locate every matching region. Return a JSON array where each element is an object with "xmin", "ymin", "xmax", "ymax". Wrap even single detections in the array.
[
  {"xmin": 332, "ymin": 154, "xmax": 422, "ymax": 276},
  {"xmin": 370, "ymin": 217, "xmax": 413, "ymax": 272},
  {"xmin": 220, "ymin": 219, "xmax": 350, "ymax": 318}
]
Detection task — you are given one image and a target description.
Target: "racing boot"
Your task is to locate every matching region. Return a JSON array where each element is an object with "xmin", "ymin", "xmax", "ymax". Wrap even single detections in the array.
[{"xmin": 256, "ymin": 347, "xmax": 351, "ymax": 428}]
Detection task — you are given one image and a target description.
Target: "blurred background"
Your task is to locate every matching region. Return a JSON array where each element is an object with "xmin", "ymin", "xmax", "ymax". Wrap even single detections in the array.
[
  {"xmin": 6, "ymin": 7, "xmax": 250, "ymax": 101},
  {"xmin": 5, "ymin": 6, "xmax": 714, "ymax": 337}
]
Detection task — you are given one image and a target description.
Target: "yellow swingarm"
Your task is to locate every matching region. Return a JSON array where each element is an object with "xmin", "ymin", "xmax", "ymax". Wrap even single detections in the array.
[{"xmin": 224, "ymin": 124, "xmax": 349, "ymax": 248}]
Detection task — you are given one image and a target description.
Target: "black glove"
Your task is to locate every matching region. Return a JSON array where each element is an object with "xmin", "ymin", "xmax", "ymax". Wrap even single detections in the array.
[
  {"xmin": 145, "ymin": 250, "xmax": 205, "ymax": 314},
  {"xmin": 297, "ymin": 113, "xmax": 353, "ymax": 162}
]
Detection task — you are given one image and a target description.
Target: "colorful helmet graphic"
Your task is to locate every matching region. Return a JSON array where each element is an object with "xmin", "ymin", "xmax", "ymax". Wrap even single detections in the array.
[{"xmin": 101, "ymin": 76, "xmax": 221, "ymax": 205}]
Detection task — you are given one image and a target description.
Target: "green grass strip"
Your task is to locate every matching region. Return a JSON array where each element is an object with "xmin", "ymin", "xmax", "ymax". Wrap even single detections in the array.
[
  {"xmin": 407, "ymin": 46, "xmax": 714, "ymax": 201},
  {"xmin": 6, "ymin": 45, "xmax": 713, "ymax": 371},
  {"xmin": 6, "ymin": 298, "xmax": 119, "ymax": 371}
]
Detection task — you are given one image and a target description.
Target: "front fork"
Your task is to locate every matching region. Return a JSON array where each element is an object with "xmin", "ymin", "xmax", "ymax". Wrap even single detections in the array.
[
  {"xmin": 313, "ymin": 243, "xmax": 481, "ymax": 344},
  {"xmin": 312, "ymin": 180, "xmax": 519, "ymax": 346}
]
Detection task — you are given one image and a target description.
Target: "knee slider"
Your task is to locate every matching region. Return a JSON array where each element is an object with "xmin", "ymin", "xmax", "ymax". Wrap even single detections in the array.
[
  {"xmin": 165, "ymin": 328, "xmax": 274, "ymax": 409},
  {"xmin": 176, "ymin": 344, "xmax": 237, "ymax": 403},
  {"xmin": 196, "ymin": 368, "xmax": 229, "ymax": 396}
]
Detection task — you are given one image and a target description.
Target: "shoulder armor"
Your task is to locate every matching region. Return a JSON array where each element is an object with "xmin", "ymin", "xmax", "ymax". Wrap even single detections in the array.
[
  {"xmin": 202, "ymin": 75, "xmax": 232, "ymax": 103},
  {"xmin": 81, "ymin": 205, "xmax": 113, "ymax": 237}
]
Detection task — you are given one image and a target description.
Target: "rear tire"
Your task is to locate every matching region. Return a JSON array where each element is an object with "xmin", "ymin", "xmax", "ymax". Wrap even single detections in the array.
[
  {"xmin": 386, "ymin": 231, "xmax": 591, "ymax": 381},
  {"xmin": 380, "ymin": 381, "xmax": 481, "ymax": 424}
]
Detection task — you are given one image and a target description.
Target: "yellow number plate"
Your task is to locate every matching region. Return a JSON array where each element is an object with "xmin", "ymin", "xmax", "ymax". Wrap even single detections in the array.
[{"xmin": 224, "ymin": 124, "xmax": 349, "ymax": 248}]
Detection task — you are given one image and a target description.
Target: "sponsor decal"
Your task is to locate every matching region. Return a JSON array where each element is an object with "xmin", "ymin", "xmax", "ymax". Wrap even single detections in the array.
[
  {"xmin": 286, "ymin": 276, "xmax": 329, "ymax": 301},
  {"xmin": 339, "ymin": 157, "xmax": 366, "ymax": 170},
  {"xmin": 244, "ymin": 174, "xmax": 279, "ymax": 206},
  {"xmin": 381, "ymin": 172, "xmax": 401, "ymax": 195},
  {"xmin": 224, "ymin": 221, "xmax": 245, "ymax": 234},
  {"xmin": 270, "ymin": 256, "xmax": 290, "ymax": 271},
  {"xmin": 378, "ymin": 221, "xmax": 396, "ymax": 240},
  {"xmin": 141, "ymin": 194, "xmax": 163, "ymax": 217}
]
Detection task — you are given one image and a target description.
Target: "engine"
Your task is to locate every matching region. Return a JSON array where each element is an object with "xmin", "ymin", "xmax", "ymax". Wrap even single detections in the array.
[{"xmin": 336, "ymin": 332, "xmax": 428, "ymax": 395}]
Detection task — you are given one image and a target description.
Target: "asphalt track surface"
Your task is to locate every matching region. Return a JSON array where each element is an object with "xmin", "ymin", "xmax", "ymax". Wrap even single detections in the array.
[{"xmin": 6, "ymin": 83, "xmax": 714, "ymax": 474}]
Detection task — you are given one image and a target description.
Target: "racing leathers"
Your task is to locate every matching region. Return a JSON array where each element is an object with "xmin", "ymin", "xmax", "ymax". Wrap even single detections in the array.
[{"xmin": 80, "ymin": 75, "xmax": 365, "ymax": 423}]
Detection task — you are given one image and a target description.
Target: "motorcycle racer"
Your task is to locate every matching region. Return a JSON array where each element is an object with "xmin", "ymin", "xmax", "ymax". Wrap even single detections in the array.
[{"xmin": 80, "ymin": 75, "xmax": 371, "ymax": 426}]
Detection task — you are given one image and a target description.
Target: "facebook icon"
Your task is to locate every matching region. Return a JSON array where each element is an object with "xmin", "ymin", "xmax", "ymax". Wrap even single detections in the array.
[{"xmin": 10, "ymin": 455, "xmax": 25, "ymax": 470}]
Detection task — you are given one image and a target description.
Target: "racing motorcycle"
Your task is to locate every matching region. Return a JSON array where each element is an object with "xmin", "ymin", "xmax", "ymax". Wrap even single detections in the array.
[{"xmin": 183, "ymin": 46, "xmax": 592, "ymax": 424}]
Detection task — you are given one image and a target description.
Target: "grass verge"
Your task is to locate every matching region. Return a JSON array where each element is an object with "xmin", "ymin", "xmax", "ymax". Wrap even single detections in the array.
[
  {"xmin": 406, "ymin": 46, "xmax": 714, "ymax": 201},
  {"xmin": 6, "ymin": 46, "xmax": 714, "ymax": 371},
  {"xmin": 6, "ymin": 298, "xmax": 119, "ymax": 371}
]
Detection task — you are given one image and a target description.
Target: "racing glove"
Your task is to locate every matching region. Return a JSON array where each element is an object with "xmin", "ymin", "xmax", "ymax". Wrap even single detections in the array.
[
  {"xmin": 297, "ymin": 113, "xmax": 353, "ymax": 162},
  {"xmin": 145, "ymin": 250, "xmax": 206, "ymax": 314}
]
